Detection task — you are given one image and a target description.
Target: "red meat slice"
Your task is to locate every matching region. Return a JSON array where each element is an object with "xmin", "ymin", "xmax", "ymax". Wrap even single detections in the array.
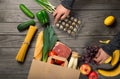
[{"xmin": 52, "ymin": 42, "xmax": 71, "ymax": 58}]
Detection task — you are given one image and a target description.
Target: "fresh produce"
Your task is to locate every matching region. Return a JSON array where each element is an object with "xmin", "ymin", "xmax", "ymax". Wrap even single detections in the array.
[
  {"xmin": 49, "ymin": 56, "xmax": 65, "ymax": 66},
  {"xmin": 55, "ymin": 16, "xmax": 82, "ymax": 36},
  {"xmin": 104, "ymin": 56, "xmax": 112, "ymax": 64},
  {"xmin": 42, "ymin": 25, "xmax": 58, "ymax": 62},
  {"xmin": 42, "ymin": 26, "xmax": 50, "ymax": 62},
  {"xmin": 104, "ymin": 15, "xmax": 115, "ymax": 26},
  {"xmin": 80, "ymin": 46, "xmax": 99, "ymax": 63},
  {"xmin": 111, "ymin": 50, "xmax": 120, "ymax": 66},
  {"xmin": 88, "ymin": 71, "xmax": 98, "ymax": 79},
  {"xmin": 68, "ymin": 52, "xmax": 79, "ymax": 69},
  {"xmin": 55, "ymin": 59, "xmax": 64, "ymax": 65},
  {"xmin": 48, "ymin": 51, "xmax": 57, "ymax": 57},
  {"xmin": 48, "ymin": 51, "xmax": 65, "ymax": 65},
  {"xmin": 52, "ymin": 42, "xmax": 71, "ymax": 59},
  {"xmin": 16, "ymin": 26, "xmax": 37, "ymax": 62},
  {"xmin": 35, "ymin": 0, "xmax": 55, "ymax": 13},
  {"xmin": 80, "ymin": 64, "xmax": 91, "ymax": 75},
  {"xmin": 48, "ymin": 26, "xmax": 58, "ymax": 51},
  {"xmin": 99, "ymin": 40, "xmax": 110, "ymax": 44},
  {"xmin": 34, "ymin": 31, "xmax": 43, "ymax": 60},
  {"xmin": 98, "ymin": 64, "xmax": 120, "ymax": 77},
  {"xmin": 19, "ymin": 4, "xmax": 35, "ymax": 19},
  {"xmin": 17, "ymin": 20, "xmax": 35, "ymax": 31},
  {"xmin": 36, "ymin": 10, "xmax": 49, "ymax": 25},
  {"xmin": 98, "ymin": 50, "xmax": 120, "ymax": 77}
]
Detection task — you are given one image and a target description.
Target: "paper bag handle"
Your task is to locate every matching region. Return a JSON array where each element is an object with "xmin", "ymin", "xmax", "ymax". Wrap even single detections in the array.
[{"xmin": 47, "ymin": 56, "xmax": 68, "ymax": 67}]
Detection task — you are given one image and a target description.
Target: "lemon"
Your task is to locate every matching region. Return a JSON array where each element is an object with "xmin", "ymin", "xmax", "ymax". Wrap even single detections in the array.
[{"xmin": 104, "ymin": 16, "xmax": 115, "ymax": 26}]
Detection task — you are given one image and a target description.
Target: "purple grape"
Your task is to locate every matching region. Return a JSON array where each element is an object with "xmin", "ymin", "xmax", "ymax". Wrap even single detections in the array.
[{"xmin": 80, "ymin": 45, "xmax": 99, "ymax": 64}]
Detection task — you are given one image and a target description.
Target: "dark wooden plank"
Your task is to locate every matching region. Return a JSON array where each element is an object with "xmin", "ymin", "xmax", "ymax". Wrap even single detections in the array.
[
  {"xmin": 0, "ymin": 23, "xmax": 44, "ymax": 35},
  {"xmin": 0, "ymin": 0, "xmax": 60, "ymax": 10},
  {"xmin": 0, "ymin": 10, "xmax": 120, "ymax": 36},
  {"xmin": 73, "ymin": 0, "xmax": 120, "ymax": 10},
  {"xmin": 1, "ymin": 0, "xmax": 120, "ymax": 10},
  {"xmin": 0, "ymin": 35, "xmax": 114, "ymax": 48},
  {"xmin": 1, "ymin": 10, "xmax": 120, "ymax": 24},
  {"xmin": 0, "ymin": 48, "xmax": 33, "ymax": 79},
  {"xmin": 0, "ymin": 22, "xmax": 120, "ymax": 36}
]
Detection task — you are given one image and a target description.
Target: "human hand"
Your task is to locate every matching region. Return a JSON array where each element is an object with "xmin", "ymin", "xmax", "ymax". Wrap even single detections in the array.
[
  {"xmin": 53, "ymin": 4, "xmax": 70, "ymax": 24},
  {"xmin": 93, "ymin": 48, "xmax": 110, "ymax": 64}
]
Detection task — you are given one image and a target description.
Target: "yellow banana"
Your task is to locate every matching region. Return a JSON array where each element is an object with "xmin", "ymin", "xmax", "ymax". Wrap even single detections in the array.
[
  {"xmin": 98, "ymin": 50, "xmax": 120, "ymax": 77},
  {"xmin": 98, "ymin": 64, "xmax": 120, "ymax": 77},
  {"xmin": 111, "ymin": 50, "xmax": 120, "ymax": 66},
  {"xmin": 104, "ymin": 56, "xmax": 112, "ymax": 64}
]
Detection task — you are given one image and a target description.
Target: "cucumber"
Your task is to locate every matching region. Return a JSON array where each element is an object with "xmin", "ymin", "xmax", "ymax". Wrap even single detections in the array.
[
  {"xmin": 19, "ymin": 4, "xmax": 35, "ymax": 19},
  {"xmin": 17, "ymin": 20, "xmax": 35, "ymax": 31}
]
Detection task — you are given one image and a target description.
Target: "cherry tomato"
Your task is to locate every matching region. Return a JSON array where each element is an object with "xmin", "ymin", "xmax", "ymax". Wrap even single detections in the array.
[
  {"xmin": 48, "ymin": 51, "xmax": 57, "ymax": 57},
  {"xmin": 61, "ymin": 62, "xmax": 65, "ymax": 67},
  {"xmin": 55, "ymin": 59, "xmax": 64, "ymax": 65},
  {"xmin": 50, "ymin": 59, "xmax": 55, "ymax": 64}
]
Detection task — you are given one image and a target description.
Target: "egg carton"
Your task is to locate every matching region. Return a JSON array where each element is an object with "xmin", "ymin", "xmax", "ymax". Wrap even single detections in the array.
[{"xmin": 55, "ymin": 15, "xmax": 83, "ymax": 37}]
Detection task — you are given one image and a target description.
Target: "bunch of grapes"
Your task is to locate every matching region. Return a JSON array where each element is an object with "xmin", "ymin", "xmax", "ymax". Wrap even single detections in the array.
[{"xmin": 80, "ymin": 46, "xmax": 100, "ymax": 63}]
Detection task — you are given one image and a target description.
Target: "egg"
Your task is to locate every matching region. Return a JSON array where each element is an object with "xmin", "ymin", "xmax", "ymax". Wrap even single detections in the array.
[{"xmin": 104, "ymin": 16, "xmax": 115, "ymax": 26}]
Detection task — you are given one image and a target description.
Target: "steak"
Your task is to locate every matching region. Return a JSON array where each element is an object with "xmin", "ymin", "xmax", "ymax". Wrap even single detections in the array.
[{"xmin": 52, "ymin": 42, "xmax": 71, "ymax": 58}]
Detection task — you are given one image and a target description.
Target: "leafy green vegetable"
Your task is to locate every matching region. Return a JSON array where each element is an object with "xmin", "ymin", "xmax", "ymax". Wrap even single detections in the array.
[
  {"xmin": 42, "ymin": 26, "xmax": 49, "ymax": 62},
  {"xmin": 49, "ymin": 25, "xmax": 58, "ymax": 51},
  {"xmin": 42, "ymin": 25, "xmax": 58, "ymax": 62},
  {"xmin": 35, "ymin": 0, "xmax": 55, "ymax": 13}
]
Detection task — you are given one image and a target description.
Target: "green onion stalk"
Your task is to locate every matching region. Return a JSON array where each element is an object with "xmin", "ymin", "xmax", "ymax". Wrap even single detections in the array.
[{"xmin": 35, "ymin": 0, "xmax": 55, "ymax": 13}]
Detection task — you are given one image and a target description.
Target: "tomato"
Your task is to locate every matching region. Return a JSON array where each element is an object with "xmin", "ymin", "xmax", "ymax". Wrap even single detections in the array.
[
  {"xmin": 61, "ymin": 62, "xmax": 65, "ymax": 67},
  {"xmin": 55, "ymin": 59, "xmax": 64, "ymax": 65},
  {"xmin": 50, "ymin": 59, "xmax": 55, "ymax": 64},
  {"xmin": 48, "ymin": 51, "xmax": 57, "ymax": 57}
]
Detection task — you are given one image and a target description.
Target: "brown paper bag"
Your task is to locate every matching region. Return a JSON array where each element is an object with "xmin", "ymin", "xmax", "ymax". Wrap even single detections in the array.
[{"xmin": 28, "ymin": 56, "xmax": 80, "ymax": 79}]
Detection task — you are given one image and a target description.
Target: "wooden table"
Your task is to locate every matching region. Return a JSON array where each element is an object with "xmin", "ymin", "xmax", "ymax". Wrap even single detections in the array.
[{"xmin": 0, "ymin": 0, "xmax": 120, "ymax": 79}]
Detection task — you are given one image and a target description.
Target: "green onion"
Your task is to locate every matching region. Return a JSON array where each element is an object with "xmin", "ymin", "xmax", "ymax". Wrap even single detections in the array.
[{"xmin": 35, "ymin": 0, "xmax": 55, "ymax": 13}]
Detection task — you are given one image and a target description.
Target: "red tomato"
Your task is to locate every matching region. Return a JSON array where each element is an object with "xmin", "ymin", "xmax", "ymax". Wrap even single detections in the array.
[
  {"xmin": 50, "ymin": 59, "xmax": 55, "ymax": 64},
  {"xmin": 88, "ymin": 71, "xmax": 98, "ymax": 79},
  {"xmin": 61, "ymin": 62, "xmax": 65, "ymax": 67},
  {"xmin": 55, "ymin": 59, "xmax": 64, "ymax": 65},
  {"xmin": 48, "ymin": 51, "xmax": 57, "ymax": 57}
]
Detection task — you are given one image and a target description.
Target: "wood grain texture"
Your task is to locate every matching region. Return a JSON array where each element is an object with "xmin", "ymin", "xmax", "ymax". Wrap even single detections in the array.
[{"xmin": 0, "ymin": 0, "xmax": 120, "ymax": 79}]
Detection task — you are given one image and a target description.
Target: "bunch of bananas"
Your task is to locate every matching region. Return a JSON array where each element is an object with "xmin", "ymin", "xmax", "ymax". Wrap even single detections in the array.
[{"xmin": 98, "ymin": 50, "xmax": 120, "ymax": 77}]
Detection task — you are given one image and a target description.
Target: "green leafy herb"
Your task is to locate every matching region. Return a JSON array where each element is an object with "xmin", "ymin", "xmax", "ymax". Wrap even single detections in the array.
[
  {"xmin": 42, "ymin": 25, "xmax": 58, "ymax": 62},
  {"xmin": 35, "ymin": 0, "xmax": 55, "ymax": 13}
]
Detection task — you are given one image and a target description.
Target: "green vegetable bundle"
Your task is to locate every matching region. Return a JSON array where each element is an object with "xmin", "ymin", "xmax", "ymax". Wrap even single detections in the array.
[
  {"xmin": 35, "ymin": 0, "xmax": 55, "ymax": 13},
  {"xmin": 42, "ymin": 25, "xmax": 58, "ymax": 62}
]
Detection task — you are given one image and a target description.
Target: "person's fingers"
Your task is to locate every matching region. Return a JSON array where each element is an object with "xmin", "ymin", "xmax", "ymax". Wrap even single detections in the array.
[
  {"xmin": 61, "ymin": 14, "xmax": 67, "ymax": 20},
  {"xmin": 53, "ymin": 10, "xmax": 57, "ymax": 17},
  {"xmin": 54, "ymin": 13, "xmax": 62, "ymax": 24}
]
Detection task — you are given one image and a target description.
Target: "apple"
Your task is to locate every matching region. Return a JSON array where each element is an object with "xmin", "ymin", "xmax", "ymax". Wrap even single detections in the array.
[
  {"xmin": 88, "ymin": 71, "xmax": 98, "ymax": 79},
  {"xmin": 80, "ymin": 64, "xmax": 91, "ymax": 75}
]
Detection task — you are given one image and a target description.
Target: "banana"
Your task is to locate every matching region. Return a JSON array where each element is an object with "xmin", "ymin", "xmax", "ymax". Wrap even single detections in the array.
[
  {"xmin": 98, "ymin": 50, "xmax": 120, "ymax": 77},
  {"xmin": 104, "ymin": 56, "xmax": 112, "ymax": 64},
  {"xmin": 111, "ymin": 50, "xmax": 120, "ymax": 66},
  {"xmin": 98, "ymin": 64, "xmax": 120, "ymax": 77}
]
